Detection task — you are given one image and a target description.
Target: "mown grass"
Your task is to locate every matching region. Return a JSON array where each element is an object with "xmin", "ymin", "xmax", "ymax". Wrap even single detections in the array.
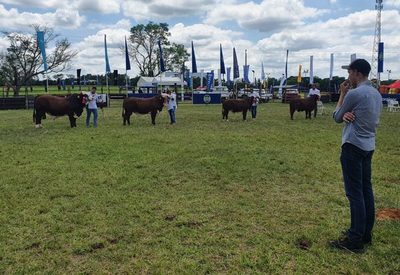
[{"xmin": 0, "ymin": 101, "xmax": 399, "ymax": 274}]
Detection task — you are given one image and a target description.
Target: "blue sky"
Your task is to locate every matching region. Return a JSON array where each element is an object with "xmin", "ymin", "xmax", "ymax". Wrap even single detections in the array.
[{"xmin": 0, "ymin": 0, "xmax": 399, "ymax": 80}]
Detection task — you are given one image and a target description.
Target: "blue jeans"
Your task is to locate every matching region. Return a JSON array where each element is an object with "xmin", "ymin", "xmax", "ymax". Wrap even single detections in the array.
[
  {"xmin": 251, "ymin": 106, "xmax": 257, "ymax": 118},
  {"xmin": 340, "ymin": 143, "xmax": 375, "ymax": 242},
  {"xmin": 86, "ymin": 108, "xmax": 98, "ymax": 127},
  {"xmin": 168, "ymin": 107, "xmax": 176, "ymax": 124}
]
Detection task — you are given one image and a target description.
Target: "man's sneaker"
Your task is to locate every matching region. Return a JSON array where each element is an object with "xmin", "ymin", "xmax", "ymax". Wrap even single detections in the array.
[{"xmin": 329, "ymin": 237, "xmax": 364, "ymax": 253}]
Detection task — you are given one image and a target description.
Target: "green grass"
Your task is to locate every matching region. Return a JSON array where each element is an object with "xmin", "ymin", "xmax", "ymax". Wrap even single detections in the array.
[{"xmin": 0, "ymin": 102, "xmax": 399, "ymax": 273}]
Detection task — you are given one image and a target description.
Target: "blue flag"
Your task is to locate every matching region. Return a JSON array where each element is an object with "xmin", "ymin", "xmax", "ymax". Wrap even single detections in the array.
[
  {"xmin": 36, "ymin": 31, "xmax": 48, "ymax": 71},
  {"xmin": 220, "ymin": 44, "xmax": 226, "ymax": 75},
  {"xmin": 191, "ymin": 41, "xmax": 197, "ymax": 73},
  {"xmin": 378, "ymin": 42, "xmax": 384, "ymax": 73},
  {"xmin": 158, "ymin": 40, "xmax": 166, "ymax": 73},
  {"xmin": 207, "ymin": 70, "xmax": 214, "ymax": 92},
  {"xmin": 125, "ymin": 36, "xmax": 131, "ymax": 71},
  {"xmin": 104, "ymin": 34, "xmax": 111, "ymax": 73},
  {"xmin": 226, "ymin": 67, "xmax": 231, "ymax": 83},
  {"xmin": 233, "ymin": 47, "xmax": 239, "ymax": 79},
  {"xmin": 243, "ymin": 65, "xmax": 250, "ymax": 84}
]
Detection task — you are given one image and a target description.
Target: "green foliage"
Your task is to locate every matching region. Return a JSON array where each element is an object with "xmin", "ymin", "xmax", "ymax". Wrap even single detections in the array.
[
  {"xmin": 0, "ymin": 26, "xmax": 76, "ymax": 95},
  {"xmin": 128, "ymin": 22, "xmax": 188, "ymax": 77},
  {"xmin": 0, "ymin": 102, "xmax": 399, "ymax": 273}
]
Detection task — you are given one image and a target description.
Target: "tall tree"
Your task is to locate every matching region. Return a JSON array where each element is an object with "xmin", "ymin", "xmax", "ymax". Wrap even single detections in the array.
[
  {"xmin": 164, "ymin": 43, "xmax": 189, "ymax": 72},
  {"xmin": 128, "ymin": 22, "xmax": 189, "ymax": 76},
  {"xmin": 0, "ymin": 25, "xmax": 77, "ymax": 95}
]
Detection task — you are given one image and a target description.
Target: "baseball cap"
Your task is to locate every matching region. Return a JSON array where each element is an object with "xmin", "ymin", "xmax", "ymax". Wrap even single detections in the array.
[{"xmin": 341, "ymin": 59, "xmax": 371, "ymax": 76}]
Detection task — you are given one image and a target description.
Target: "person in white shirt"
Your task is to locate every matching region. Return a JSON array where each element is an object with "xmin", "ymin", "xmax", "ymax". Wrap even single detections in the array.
[
  {"xmin": 166, "ymin": 89, "xmax": 177, "ymax": 124},
  {"xmin": 86, "ymin": 86, "xmax": 99, "ymax": 128},
  {"xmin": 308, "ymin": 83, "xmax": 321, "ymax": 99},
  {"xmin": 250, "ymin": 90, "xmax": 260, "ymax": 119}
]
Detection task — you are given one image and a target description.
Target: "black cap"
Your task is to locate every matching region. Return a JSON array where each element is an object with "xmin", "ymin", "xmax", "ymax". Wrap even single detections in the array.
[{"xmin": 341, "ymin": 59, "xmax": 371, "ymax": 76}]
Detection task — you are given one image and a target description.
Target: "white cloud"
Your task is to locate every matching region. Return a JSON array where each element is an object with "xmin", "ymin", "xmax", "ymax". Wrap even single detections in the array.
[
  {"xmin": 121, "ymin": 0, "xmax": 213, "ymax": 21},
  {"xmin": 204, "ymin": 0, "xmax": 325, "ymax": 33},
  {"xmin": 0, "ymin": 4, "xmax": 84, "ymax": 31},
  {"xmin": 386, "ymin": 0, "xmax": 400, "ymax": 8}
]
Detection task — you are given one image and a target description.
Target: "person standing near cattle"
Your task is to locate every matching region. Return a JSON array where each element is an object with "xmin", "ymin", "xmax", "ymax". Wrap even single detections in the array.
[
  {"xmin": 330, "ymin": 59, "xmax": 382, "ymax": 253},
  {"xmin": 86, "ymin": 86, "xmax": 99, "ymax": 128},
  {"xmin": 166, "ymin": 89, "xmax": 177, "ymax": 124},
  {"xmin": 250, "ymin": 89, "xmax": 260, "ymax": 119},
  {"xmin": 308, "ymin": 83, "xmax": 320, "ymax": 99}
]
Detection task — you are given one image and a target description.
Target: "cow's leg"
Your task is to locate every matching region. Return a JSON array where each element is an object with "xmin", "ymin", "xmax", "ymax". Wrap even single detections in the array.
[
  {"xmin": 290, "ymin": 107, "xmax": 295, "ymax": 120},
  {"xmin": 35, "ymin": 110, "xmax": 43, "ymax": 128},
  {"xmin": 314, "ymin": 106, "xmax": 317, "ymax": 117},
  {"xmin": 222, "ymin": 109, "xmax": 227, "ymax": 120},
  {"xmin": 243, "ymin": 110, "xmax": 247, "ymax": 121},
  {"xmin": 68, "ymin": 114, "xmax": 76, "ymax": 127},
  {"xmin": 126, "ymin": 112, "xmax": 132, "ymax": 125},
  {"xmin": 151, "ymin": 111, "xmax": 156, "ymax": 125},
  {"xmin": 122, "ymin": 108, "xmax": 127, "ymax": 125}
]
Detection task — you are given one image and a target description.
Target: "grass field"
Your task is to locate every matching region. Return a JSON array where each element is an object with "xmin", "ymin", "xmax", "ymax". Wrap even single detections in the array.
[{"xmin": 0, "ymin": 101, "xmax": 399, "ymax": 273}]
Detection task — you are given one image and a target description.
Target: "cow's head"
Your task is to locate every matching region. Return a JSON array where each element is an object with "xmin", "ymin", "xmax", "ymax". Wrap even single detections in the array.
[
  {"xmin": 156, "ymin": 94, "xmax": 165, "ymax": 112},
  {"xmin": 68, "ymin": 93, "xmax": 87, "ymax": 117}
]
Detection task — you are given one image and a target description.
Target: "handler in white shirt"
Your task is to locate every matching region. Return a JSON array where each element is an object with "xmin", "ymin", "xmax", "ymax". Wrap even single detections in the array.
[{"xmin": 308, "ymin": 83, "xmax": 321, "ymax": 99}]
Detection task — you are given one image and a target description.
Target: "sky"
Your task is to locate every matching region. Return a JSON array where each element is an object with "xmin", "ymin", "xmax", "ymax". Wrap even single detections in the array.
[{"xmin": 0, "ymin": 0, "xmax": 399, "ymax": 81}]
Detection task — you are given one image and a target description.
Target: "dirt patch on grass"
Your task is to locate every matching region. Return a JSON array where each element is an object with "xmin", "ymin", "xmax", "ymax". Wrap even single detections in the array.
[
  {"xmin": 295, "ymin": 238, "xmax": 312, "ymax": 250},
  {"xmin": 377, "ymin": 208, "xmax": 400, "ymax": 221}
]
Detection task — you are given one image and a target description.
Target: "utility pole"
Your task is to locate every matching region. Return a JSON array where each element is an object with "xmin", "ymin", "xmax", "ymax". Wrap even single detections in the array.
[{"xmin": 371, "ymin": 0, "xmax": 383, "ymax": 86}]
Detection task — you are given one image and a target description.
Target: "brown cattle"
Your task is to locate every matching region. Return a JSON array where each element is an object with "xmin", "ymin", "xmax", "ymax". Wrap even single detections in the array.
[
  {"xmin": 33, "ymin": 93, "xmax": 87, "ymax": 128},
  {"xmin": 222, "ymin": 97, "xmax": 253, "ymax": 121},
  {"xmin": 122, "ymin": 95, "xmax": 165, "ymax": 125},
  {"xmin": 289, "ymin": 94, "xmax": 319, "ymax": 120}
]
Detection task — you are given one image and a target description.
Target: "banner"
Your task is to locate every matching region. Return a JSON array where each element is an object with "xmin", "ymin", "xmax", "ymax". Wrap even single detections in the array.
[
  {"xmin": 378, "ymin": 42, "xmax": 384, "ymax": 73},
  {"xmin": 191, "ymin": 41, "xmax": 197, "ymax": 73},
  {"xmin": 243, "ymin": 65, "xmax": 250, "ymax": 84},
  {"xmin": 77, "ymin": 69, "xmax": 81, "ymax": 86},
  {"xmin": 227, "ymin": 67, "xmax": 231, "ymax": 83},
  {"xmin": 206, "ymin": 71, "xmax": 214, "ymax": 92},
  {"xmin": 297, "ymin": 64, "xmax": 302, "ymax": 83},
  {"xmin": 233, "ymin": 47, "xmax": 239, "ymax": 79},
  {"xmin": 125, "ymin": 36, "xmax": 131, "ymax": 71},
  {"xmin": 329, "ymin": 53, "xmax": 334, "ymax": 80},
  {"xmin": 261, "ymin": 62, "xmax": 265, "ymax": 81},
  {"xmin": 309, "ymin": 55, "xmax": 314, "ymax": 84},
  {"xmin": 36, "ymin": 31, "xmax": 48, "ymax": 71},
  {"xmin": 220, "ymin": 44, "xmax": 226, "ymax": 75},
  {"xmin": 104, "ymin": 35, "xmax": 111, "ymax": 74},
  {"xmin": 158, "ymin": 40, "xmax": 165, "ymax": 73}
]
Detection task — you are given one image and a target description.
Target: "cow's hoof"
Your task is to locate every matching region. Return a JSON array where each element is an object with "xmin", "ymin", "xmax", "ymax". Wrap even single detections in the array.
[{"xmin": 35, "ymin": 124, "xmax": 43, "ymax": 129}]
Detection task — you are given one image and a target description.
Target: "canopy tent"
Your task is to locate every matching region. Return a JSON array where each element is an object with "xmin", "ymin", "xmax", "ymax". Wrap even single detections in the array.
[
  {"xmin": 387, "ymin": 80, "xmax": 400, "ymax": 89},
  {"xmin": 137, "ymin": 76, "xmax": 155, "ymax": 88},
  {"xmin": 137, "ymin": 74, "xmax": 186, "ymax": 89}
]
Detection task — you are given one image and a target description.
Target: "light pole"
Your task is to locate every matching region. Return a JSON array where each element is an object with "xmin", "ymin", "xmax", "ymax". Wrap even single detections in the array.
[{"xmin": 387, "ymin": 69, "xmax": 392, "ymax": 81}]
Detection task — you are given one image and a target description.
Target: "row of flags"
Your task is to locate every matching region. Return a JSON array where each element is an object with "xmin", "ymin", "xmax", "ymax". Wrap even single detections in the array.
[{"xmin": 36, "ymin": 31, "xmax": 386, "ymax": 86}]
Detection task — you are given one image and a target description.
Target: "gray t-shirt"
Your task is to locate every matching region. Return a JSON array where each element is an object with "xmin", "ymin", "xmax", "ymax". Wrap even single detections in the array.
[{"xmin": 333, "ymin": 80, "xmax": 382, "ymax": 151}]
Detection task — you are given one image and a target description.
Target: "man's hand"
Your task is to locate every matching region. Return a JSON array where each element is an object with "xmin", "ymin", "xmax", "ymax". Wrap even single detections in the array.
[
  {"xmin": 343, "ymin": 111, "xmax": 355, "ymax": 123},
  {"xmin": 340, "ymin": 80, "xmax": 351, "ymax": 95}
]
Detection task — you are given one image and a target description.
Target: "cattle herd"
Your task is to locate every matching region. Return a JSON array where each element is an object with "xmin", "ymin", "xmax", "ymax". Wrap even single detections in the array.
[{"xmin": 32, "ymin": 93, "xmax": 321, "ymax": 128}]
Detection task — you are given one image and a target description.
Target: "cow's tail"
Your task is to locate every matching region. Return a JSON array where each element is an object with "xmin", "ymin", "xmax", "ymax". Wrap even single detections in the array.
[
  {"xmin": 32, "ymin": 96, "xmax": 37, "ymax": 123},
  {"xmin": 122, "ymin": 106, "xmax": 125, "ymax": 118}
]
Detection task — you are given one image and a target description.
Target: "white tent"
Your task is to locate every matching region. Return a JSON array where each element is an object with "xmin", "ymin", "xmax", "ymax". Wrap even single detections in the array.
[{"xmin": 137, "ymin": 73, "xmax": 186, "ymax": 88}]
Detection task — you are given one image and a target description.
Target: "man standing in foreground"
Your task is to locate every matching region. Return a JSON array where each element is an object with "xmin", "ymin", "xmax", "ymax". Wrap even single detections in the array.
[{"xmin": 331, "ymin": 59, "xmax": 382, "ymax": 253}]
